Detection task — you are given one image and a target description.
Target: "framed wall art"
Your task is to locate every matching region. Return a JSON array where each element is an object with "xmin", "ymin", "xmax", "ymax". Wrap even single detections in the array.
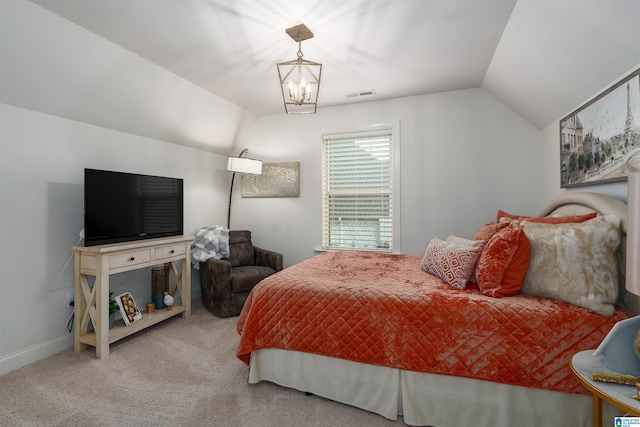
[
  {"xmin": 560, "ymin": 68, "xmax": 640, "ymax": 188},
  {"xmin": 241, "ymin": 162, "xmax": 300, "ymax": 197}
]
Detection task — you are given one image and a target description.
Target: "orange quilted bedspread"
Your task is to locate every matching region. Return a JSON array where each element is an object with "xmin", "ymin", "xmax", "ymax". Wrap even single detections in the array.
[{"xmin": 237, "ymin": 251, "xmax": 630, "ymax": 394}]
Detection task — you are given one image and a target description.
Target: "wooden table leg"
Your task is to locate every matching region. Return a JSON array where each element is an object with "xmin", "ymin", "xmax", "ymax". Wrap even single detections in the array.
[
  {"xmin": 73, "ymin": 252, "xmax": 87, "ymax": 353},
  {"xmin": 95, "ymin": 257, "xmax": 110, "ymax": 359},
  {"xmin": 593, "ymin": 394, "xmax": 602, "ymax": 427}
]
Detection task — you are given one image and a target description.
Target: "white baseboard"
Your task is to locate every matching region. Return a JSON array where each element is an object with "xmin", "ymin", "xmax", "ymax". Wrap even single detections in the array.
[
  {"xmin": 0, "ymin": 334, "xmax": 73, "ymax": 376},
  {"xmin": 0, "ymin": 293, "xmax": 201, "ymax": 377}
]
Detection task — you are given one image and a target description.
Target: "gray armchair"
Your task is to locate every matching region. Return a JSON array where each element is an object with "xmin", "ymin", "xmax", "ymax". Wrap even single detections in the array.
[{"xmin": 199, "ymin": 230, "xmax": 283, "ymax": 317}]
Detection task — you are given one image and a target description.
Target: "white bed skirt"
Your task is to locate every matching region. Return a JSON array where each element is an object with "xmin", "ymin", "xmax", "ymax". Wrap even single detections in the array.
[{"xmin": 248, "ymin": 348, "xmax": 622, "ymax": 426}]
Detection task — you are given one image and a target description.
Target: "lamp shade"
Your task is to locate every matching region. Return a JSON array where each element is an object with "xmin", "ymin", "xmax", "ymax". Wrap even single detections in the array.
[
  {"xmin": 227, "ymin": 157, "xmax": 262, "ymax": 175},
  {"xmin": 628, "ymin": 173, "xmax": 640, "ymax": 295},
  {"xmin": 593, "ymin": 315, "xmax": 640, "ymax": 375}
]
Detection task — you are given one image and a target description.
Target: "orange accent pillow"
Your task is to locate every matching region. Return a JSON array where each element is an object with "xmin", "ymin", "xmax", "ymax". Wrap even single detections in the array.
[
  {"xmin": 496, "ymin": 210, "xmax": 597, "ymax": 224},
  {"xmin": 475, "ymin": 226, "xmax": 530, "ymax": 298},
  {"xmin": 469, "ymin": 222, "xmax": 511, "ymax": 284},
  {"xmin": 524, "ymin": 212, "xmax": 597, "ymax": 224},
  {"xmin": 496, "ymin": 210, "xmax": 521, "ymax": 221},
  {"xmin": 472, "ymin": 221, "xmax": 510, "ymax": 241}
]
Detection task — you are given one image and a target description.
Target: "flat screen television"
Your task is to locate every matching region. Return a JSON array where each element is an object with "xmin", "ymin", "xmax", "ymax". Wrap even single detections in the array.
[{"xmin": 84, "ymin": 168, "xmax": 184, "ymax": 246}]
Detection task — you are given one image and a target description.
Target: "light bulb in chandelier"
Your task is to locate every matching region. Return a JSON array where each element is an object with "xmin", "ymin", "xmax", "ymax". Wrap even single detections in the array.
[{"xmin": 288, "ymin": 78, "xmax": 312, "ymax": 104}]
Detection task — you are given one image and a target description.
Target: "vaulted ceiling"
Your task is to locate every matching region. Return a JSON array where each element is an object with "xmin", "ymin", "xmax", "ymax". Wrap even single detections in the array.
[{"xmin": 9, "ymin": 1, "xmax": 640, "ymax": 150}]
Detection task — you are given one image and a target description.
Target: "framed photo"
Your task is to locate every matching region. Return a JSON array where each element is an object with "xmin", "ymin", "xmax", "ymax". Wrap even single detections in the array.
[
  {"xmin": 241, "ymin": 162, "xmax": 300, "ymax": 197},
  {"xmin": 560, "ymin": 68, "xmax": 640, "ymax": 188},
  {"xmin": 115, "ymin": 292, "xmax": 142, "ymax": 326}
]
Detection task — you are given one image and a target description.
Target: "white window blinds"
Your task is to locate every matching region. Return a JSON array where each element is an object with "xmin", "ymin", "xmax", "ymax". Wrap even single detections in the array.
[{"xmin": 322, "ymin": 129, "xmax": 394, "ymax": 251}]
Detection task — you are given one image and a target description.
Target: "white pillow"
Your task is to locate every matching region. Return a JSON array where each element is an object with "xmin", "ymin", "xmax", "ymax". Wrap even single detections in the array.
[{"xmin": 520, "ymin": 215, "xmax": 621, "ymax": 316}]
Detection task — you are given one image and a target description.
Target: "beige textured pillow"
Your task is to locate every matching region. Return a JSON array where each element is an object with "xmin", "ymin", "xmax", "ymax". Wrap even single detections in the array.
[{"xmin": 520, "ymin": 215, "xmax": 621, "ymax": 316}]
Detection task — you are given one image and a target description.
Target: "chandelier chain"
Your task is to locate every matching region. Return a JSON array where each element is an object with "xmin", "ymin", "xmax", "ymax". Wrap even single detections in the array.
[{"xmin": 297, "ymin": 40, "xmax": 303, "ymax": 61}]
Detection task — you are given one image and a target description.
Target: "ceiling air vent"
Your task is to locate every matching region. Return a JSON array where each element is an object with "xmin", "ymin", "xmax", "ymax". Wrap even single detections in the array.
[{"xmin": 346, "ymin": 90, "xmax": 376, "ymax": 98}]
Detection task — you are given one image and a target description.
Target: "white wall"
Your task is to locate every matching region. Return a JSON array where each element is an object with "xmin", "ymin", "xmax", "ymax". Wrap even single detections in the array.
[
  {"xmin": 231, "ymin": 88, "xmax": 544, "ymax": 267},
  {"xmin": 0, "ymin": 103, "xmax": 228, "ymax": 375},
  {"xmin": 0, "ymin": 0, "xmax": 255, "ymax": 154}
]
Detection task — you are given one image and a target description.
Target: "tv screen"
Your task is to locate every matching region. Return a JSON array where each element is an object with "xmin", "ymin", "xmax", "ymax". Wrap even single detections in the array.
[{"xmin": 84, "ymin": 168, "xmax": 183, "ymax": 246}]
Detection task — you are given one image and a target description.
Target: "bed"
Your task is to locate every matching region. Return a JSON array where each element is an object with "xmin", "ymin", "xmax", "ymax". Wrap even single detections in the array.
[{"xmin": 237, "ymin": 192, "xmax": 637, "ymax": 426}]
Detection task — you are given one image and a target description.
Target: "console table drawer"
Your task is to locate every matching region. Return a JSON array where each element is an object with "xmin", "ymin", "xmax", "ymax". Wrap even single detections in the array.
[
  {"xmin": 155, "ymin": 244, "xmax": 186, "ymax": 260},
  {"xmin": 109, "ymin": 249, "xmax": 152, "ymax": 269}
]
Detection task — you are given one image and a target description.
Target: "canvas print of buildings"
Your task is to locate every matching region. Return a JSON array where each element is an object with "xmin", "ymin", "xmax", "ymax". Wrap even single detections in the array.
[{"xmin": 560, "ymin": 73, "xmax": 640, "ymax": 187}]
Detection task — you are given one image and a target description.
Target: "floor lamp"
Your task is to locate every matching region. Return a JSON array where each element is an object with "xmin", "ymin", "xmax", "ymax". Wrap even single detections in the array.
[{"xmin": 227, "ymin": 149, "xmax": 262, "ymax": 229}]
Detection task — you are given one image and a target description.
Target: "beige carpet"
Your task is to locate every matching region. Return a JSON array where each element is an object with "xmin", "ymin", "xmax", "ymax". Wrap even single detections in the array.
[{"xmin": 1, "ymin": 300, "xmax": 407, "ymax": 426}]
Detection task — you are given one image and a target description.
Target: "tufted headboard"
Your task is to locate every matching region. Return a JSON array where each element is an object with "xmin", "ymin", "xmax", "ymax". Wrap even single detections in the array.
[{"xmin": 536, "ymin": 192, "xmax": 638, "ymax": 315}]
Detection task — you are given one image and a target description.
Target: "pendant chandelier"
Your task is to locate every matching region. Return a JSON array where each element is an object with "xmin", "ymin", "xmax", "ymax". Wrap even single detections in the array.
[{"xmin": 277, "ymin": 24, "xmax": 322, "ymax": 114}]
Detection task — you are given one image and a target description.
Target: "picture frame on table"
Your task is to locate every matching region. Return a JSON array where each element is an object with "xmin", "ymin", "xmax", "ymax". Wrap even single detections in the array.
[
  {"xmin": 115, "ymin": 292, "xmax": 142, "ymax": 326},
  {"xmin": 560, "ymin": 67, "xmax": 640, "ymax": 188}
]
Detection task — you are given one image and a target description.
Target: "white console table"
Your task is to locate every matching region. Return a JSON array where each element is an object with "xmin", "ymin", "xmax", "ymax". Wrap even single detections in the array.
[{"xmin": 72, "ymin": 235, "xmax": 194, "ymax": 359}]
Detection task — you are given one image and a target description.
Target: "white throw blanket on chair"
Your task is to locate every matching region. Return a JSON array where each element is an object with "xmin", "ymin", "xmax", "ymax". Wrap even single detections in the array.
[{"xmin": 191, "ymin": 226, "xmax": 230, "ymax": 269}]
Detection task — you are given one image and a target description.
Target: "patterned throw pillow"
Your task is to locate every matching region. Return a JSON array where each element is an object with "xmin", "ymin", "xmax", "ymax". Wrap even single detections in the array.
[
  {"xmin": 520, "ymin": 215, "xmax": 621, "ymax": 316},
  {"xmin": 475, "ymin": 226, "xmax": 530, "ymax": 297},
  {"xmin": 421, "ymin": 236, "xmax": 485, "ymax": 289}
]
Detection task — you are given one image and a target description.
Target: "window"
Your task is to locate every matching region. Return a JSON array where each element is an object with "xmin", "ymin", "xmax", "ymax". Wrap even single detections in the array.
[{"xmin": 321, "ymin": 124, "xmax": 398, "ymax": 252}]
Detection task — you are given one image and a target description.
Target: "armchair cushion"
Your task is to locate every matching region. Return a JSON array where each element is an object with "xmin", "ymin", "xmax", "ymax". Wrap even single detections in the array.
[
  {"xmin": 232, "ymin": 266, "xmax": 277, "ymax": 293},
  {"xmin": 228, "ymin": 230, "xmax": 255, "ymax": 267}
]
